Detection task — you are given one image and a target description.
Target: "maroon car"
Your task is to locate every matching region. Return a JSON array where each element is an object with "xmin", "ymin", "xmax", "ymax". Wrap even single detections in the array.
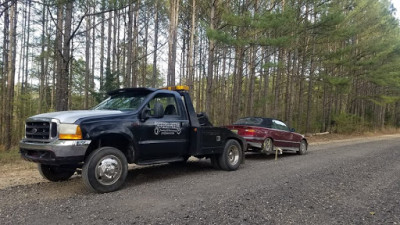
[{"xmin": 226, "ymin": 117, "xmax": 307, "ymax": 155}]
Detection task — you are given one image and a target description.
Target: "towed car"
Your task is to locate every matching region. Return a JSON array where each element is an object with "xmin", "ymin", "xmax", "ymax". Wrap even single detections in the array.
[{"xmin": 226, "ymin": 117, "xmax": 307, "ymax": 155}]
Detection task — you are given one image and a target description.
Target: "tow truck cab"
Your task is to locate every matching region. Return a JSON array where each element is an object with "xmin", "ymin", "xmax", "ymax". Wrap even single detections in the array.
[{"xmin": 20, "ymin": 86, "xmax": 245, "ymax": 193}]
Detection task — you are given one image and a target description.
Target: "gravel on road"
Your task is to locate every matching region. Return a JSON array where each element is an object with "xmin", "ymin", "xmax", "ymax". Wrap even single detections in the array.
[{"xmin": 0, "ymin": 135, "xmax": 399, "ymax": 224}]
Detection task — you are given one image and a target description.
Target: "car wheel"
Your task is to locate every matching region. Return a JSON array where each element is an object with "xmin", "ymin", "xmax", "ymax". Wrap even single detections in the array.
[
  {"xmin": 297, "ymin": 140, "xmax": 307, "ymax": 155},
  {"xmin": 82, "ymin": 147, "xmax": 128, "ymax": 193},
  {"xmin": 218, "ymin": 139, "xmax": 243, "ymax": 171},
  {"xmin": 261, "ymin": 138, "xmax": 273, "ymax": 153},
  {"xmin": 38, "ymin": 164, "xmax": 76, "ymax": 182}
]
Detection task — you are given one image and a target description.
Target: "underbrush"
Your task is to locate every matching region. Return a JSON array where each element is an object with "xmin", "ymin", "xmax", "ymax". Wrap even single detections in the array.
[
  {"xmin": 0, "ymin": 148, "xmax": 23, "ymax": 164},
  {"xmin": 308, "ymin": 127, "xmax": 400, "ymax": 143}
]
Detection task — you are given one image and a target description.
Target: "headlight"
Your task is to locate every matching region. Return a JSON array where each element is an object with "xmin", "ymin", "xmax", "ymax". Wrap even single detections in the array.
[{"xmin": 59, "ymin": 124, "xmax": 82, "ymax": 140}]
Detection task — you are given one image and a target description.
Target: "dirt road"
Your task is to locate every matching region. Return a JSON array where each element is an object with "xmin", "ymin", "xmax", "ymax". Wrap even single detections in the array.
[{"xmin": 1, "ymin": 135, "xmax": 399, "ymax": 224}]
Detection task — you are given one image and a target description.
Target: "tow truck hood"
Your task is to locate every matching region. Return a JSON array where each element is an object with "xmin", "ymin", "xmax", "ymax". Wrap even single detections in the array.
[{"xmin": 30, "ymin": 110, "xmax": 124, "ymax": 124}]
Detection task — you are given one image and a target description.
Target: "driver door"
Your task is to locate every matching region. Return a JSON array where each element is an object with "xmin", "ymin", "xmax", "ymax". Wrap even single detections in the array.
[{"xmin": 137, "ymin": 93, "xmax": 190, "ymax": 161}]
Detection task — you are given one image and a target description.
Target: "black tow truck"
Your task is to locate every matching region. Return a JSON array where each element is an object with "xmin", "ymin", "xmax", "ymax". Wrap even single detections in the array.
[{"xmin": 20, "ymin": 86, "xmax": 245, "ymax": 193}]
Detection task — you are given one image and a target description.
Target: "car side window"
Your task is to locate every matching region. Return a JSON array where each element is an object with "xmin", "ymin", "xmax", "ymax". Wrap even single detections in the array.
[
  {"xmin": 272, "ymin": 120, "xmax": 289, "ymax": 132},
  {"xmin": 148, "ymin": 94, "xmax": 180, "ymax": 117}
]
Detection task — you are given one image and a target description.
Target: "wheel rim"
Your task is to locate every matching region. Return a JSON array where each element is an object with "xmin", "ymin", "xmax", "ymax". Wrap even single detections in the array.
[
  {"xmin": 263, "ymin": 139, "xmax": 272, "ymax": 151},
  {"xmin": 300, "ymin": 141, "xmax": 307, "ymax": 152},
  {"xmin": 227, "ymin": 145, "xmax": 240, "ymax": 166},
  {"xmin": 95, "ymin": 155, "xmax": 123, "ymax": 186}
]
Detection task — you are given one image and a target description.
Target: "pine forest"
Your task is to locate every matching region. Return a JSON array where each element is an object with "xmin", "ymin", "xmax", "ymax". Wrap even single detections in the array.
[{"xmin": 1, "ymin": 0, "xmax": 400, "ymax": 151}]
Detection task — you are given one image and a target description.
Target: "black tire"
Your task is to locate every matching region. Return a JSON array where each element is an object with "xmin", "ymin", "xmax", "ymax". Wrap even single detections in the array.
[
  {"xmin": 218, "ymin": 139, "xmax": 243, "ymax": 171},
  {"xmin": 82, "ymin": 147, "xmax": 128, "ymax": 193},
  {"xmin": 297, "ymin": 140, "xmax": 308, "ymax": 155},
  {"xmin": 210, "ymin": 155, "xmax": 221, "ymax": 170},
  {"xmin": 38, "ymin": 164, "xmax": 76, "ymax": 182}
]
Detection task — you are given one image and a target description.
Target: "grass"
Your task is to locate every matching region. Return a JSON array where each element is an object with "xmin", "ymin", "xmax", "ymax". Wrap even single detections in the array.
[
  {"xmin": 0, "ymin": 148, "xmax": 23, "ymax": 164},
  {"xmin": 0, "ymin": 147, "xmax": 36, "ymax": 171}
]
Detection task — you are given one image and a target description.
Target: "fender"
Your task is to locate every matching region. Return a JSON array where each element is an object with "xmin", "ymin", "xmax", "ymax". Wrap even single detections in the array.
[
  {"xmin": 222, "ymin": 128, "xmax": 247, "ymax": 164},
  {"xmin": 80, "ymin": 120, "xmax": 139, "ymax": 163}
]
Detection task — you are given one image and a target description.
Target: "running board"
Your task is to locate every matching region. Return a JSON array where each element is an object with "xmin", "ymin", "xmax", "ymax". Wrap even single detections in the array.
[{"xmin": 137, "ymin": 157, "xmax": 186, "ymax": 165}]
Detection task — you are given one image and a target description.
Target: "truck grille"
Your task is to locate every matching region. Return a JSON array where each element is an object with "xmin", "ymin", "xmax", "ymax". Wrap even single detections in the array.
[{"xmin": 26, "ymin": 121, "xmax": 57, "ymax": 140}]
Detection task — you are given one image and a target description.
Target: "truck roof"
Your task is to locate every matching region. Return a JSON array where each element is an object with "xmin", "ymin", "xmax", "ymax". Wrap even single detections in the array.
[
  {"xmin": 107, "ymin": 88, "xmax": 158, "ymax": 96},
  {"xmin": 107, "ymin": 86, "xmax": 190, "ymax": 96}
]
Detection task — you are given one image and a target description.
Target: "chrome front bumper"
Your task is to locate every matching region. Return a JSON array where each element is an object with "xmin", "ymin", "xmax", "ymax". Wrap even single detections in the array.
[{"xmin": 19, "ymin": 139, "xmax": 91, "ymax": 164}]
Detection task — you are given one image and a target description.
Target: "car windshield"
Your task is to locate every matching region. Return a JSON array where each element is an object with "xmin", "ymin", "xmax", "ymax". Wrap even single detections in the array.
[
  {"xmin": 93, "ymin": 93, "xmax": 148, "ymax": 111},
  {"xmin": 233, "ymin": 117, "xmax": 264, "ymax": 126}
]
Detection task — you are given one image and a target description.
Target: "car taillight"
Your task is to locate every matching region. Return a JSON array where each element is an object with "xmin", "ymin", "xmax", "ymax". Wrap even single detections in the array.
[{"xmin": 243, "ymin": 129, "xmax": 256, "ymax": 136}]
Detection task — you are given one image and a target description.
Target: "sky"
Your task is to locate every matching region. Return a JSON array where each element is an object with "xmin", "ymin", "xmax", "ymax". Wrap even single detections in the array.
[{"xmin": 393, "ymin": 0, "xmax": 400, "ymax": 20}]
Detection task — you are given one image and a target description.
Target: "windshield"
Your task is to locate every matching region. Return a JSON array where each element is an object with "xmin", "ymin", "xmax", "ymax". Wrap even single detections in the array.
[{"xmin": 93, "ymin": 93, "xmax": 148, "ymax": 111}]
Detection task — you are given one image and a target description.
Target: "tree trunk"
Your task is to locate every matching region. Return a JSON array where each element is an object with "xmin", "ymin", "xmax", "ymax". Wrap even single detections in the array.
[
  {"xmin": 132, "ymin": 1, "xmax": 139, "ymax": 87},
  {"xmin": 167, "ymin": 0, "xmax": 180, "ymax": 86},
  {"xmin": 100, "ymin": 0, "xmax": 105, "ymax": 89},
  {"xmin": 206, "ymin": 0, "xmax": 217, "ymax": 114},
  {"xmin": 105, "ymin": 10, "xmax": 113, "ymax": 91},
  {"xmin": 55, "ymin": 3, "xmax": 64, "ymax": 111},
  {"xmin": 142, "ymin": 9, "xmax": 149, "ymax": 86},
  {"xmin": 91, "ymin": 7, "xmax": 96, "ymax": 105},
  {"xmin": 39, "ymin": 3, "xmax": 46, "ymax": 113},
  {"xmin": 23, "ymin": 2, "xmax": 31, "ymax": 93},
  {"xmin": 84, "ymin": 8, "xmax": 91, "ymax": 109},
  {"xmin": 152, "ymin": 1, "xmax": 159, "ymax": 87},
  {"xmin": 5, "ymin": 1, "xmax": 17, "ymax": 150},
  {"xmin": 231, "ymin": 47, "xmax": 244, "ymax": 122},
  {"xmin": 247, "ymin": 46, "xmax": 256, "ymax": 116},
  {"xmin": 61, "ymin": 0, "xmax": 73, "ymax": 110},
  {"xmin": 187, "ymin": 0, "xmax": 196, "ymax": 94},
  {"xmin": 112, "ymin": 8, "xmax": 117, "ymax": 78},
  {"xmin": 1, "ymin": 1, "xmax": 9, "ymax": 144},
  {"xmin": 125, "ymin": 4, "xmax": 133, "ymax": 87}
]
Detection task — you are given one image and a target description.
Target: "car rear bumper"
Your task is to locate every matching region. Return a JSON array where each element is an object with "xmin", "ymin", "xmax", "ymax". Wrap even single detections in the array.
[{"xmin": 19, "ymin": 139, "xmax": 91, "ymax": 165}]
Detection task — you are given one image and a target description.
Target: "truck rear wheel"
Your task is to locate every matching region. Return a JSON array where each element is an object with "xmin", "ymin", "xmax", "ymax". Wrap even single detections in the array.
[
  {"xmin": 218, "ymin": 139, "xmax": 243, "ymax": 171},
  {"xmin": 38, "ymin": 164, "xmax": 76, "ymax": 182},
  {"xmin": 82, "ymin": 147, "xmax": 128, "ymax": 193}
]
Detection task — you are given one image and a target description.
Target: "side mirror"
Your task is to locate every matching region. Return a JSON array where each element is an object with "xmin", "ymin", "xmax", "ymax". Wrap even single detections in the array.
[
  {"xmin": 153, "ymin": 102, "xmax": 164, "ymax": 118},
  {"xmin": 140, "ymin": 106, "xmax": 150, "ymax": 122},
  {"xmin": 290, "ymin": 128, "xmax": 295, "ymax": 132}
]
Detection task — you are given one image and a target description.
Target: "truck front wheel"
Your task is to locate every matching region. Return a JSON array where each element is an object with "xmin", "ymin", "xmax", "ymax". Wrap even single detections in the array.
[
  {"xmin": 218, "ymin": 139, "xmax": 243, "ymax": 171},
  {"xmin": 38, "ymin": 164, "xmax": 76, "ymax": 182},
  {"xmin": 82, "ymin": 147, "xmax": 128, "ymax": 193}
]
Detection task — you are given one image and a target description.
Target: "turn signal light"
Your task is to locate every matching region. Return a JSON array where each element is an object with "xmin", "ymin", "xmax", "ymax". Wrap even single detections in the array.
[
  {"xmin": 59, "ymin": 124, "xmax": 83, "ymax": 140},
  {"xmin": 243, "ymin": 129, "xmax": 256, "ymax": 136}
]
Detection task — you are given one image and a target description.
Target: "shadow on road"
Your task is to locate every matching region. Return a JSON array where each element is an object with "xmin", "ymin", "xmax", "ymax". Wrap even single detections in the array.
[
  {"xmin": 125, "ymin": 159, "xmax": 215, "ymax": 186},
  {"xmin": 4, "ymin": 152, "xmax": 307, "ymax": 195},
  {"xmin": 244, "ymin": 152, "xmax": 299, "ymax": 161}
]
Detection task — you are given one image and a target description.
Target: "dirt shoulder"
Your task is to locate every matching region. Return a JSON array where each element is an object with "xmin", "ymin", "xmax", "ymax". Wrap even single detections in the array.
[
  {"xmin": 307, "ymin": 130, "xmax": 400, "ymax": 145},
  {"xmin": 1, "ymin": 131, "xmax": 399, "ymax": 190},
  {"xmin": 0, "ymin": 160, "xmax": 41, "ymax": 190}
]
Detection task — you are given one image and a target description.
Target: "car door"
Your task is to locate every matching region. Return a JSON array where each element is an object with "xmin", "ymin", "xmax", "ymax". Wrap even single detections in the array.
[
  {"xmin": 271, "ymin": 120, "xmax": 294, "ymax": 148},
  {"xmin": 137, "ymin": 93, "xmax": 190, "ymax": 161}
]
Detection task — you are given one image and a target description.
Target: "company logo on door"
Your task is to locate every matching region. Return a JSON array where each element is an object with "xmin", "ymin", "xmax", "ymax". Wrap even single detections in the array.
[{"xmin": 154, "ymin": 122, "xmax": 182, "ymax": 135}]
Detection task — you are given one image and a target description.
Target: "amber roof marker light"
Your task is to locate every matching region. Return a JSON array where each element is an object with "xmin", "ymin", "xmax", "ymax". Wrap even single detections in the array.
[{"xmin": 161, "ymin": 85, "xmax": 190, "ymax": 91}]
